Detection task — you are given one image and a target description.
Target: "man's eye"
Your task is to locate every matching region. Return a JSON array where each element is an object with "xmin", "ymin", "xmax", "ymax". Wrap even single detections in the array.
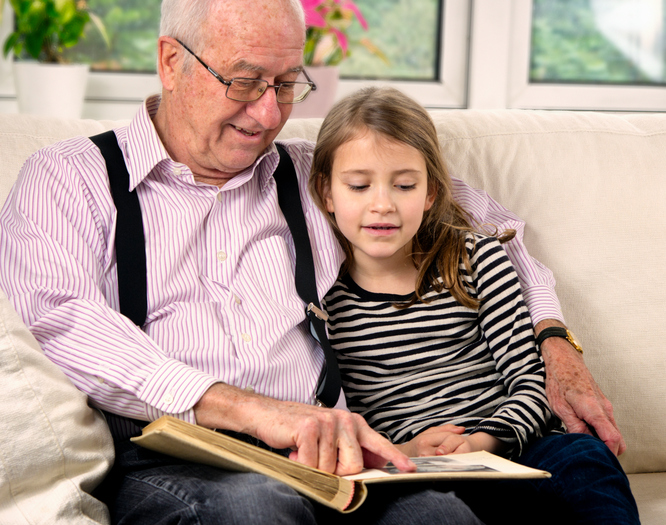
[{"xmin": 232, "ymin": 79, "xmax": 256, "ymax": 90}]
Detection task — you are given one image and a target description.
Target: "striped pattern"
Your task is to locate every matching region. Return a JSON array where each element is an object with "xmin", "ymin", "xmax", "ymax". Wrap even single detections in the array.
[
  {"xmin": 0, "ymin": 95, "xmax": 561, "ymax": 435},
  {"xmin": 324, "ymin": 235, "xmax": 555, "ymax": 452}
]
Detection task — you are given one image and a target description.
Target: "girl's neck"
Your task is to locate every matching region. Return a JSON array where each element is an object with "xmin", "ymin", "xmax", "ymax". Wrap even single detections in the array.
[{"xmin": 349, "ymin": 254, "xmax": 419, "ymax": 295}]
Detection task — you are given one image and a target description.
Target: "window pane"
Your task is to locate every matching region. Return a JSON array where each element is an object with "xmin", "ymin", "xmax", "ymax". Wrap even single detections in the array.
[
  {"xmin": 64, "ymin": 0, "xmax": 161, "ymax": 73},
  {"xmin": 68, "ymin": 0, "xmax": 442, "ymax": 80},
  {"xmin": 339, "ymin": 0, "xmax": 442, "ymax": 80},
  {"xmin": 530, "ymin": 0, "xmax": 666, "ymax": 85}
]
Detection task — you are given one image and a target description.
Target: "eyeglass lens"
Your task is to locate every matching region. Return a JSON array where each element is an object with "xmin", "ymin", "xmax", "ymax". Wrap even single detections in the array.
[{"xmin": 227, "ymin": 78, "xmax": 312, "ymax": 104}]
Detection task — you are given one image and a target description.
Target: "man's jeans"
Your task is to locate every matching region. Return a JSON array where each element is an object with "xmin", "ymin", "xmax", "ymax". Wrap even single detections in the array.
[
  {"xmin": 453, "ymin": 433, "xmax": 641, "ymax": 525},
  {"xmin": 100, "ymin": 437, "xmax": 483, "ymax": 525}
]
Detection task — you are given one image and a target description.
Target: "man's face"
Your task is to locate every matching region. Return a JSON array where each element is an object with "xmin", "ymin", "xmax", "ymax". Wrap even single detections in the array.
[{"xmin": 161, "ymin": 0, "xmax": 305, "ymax": 186}]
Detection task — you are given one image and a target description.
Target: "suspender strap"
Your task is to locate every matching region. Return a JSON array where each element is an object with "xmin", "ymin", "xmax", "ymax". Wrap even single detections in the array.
[
  {"xmin": 90, "ymin": 134, "xmax": 341, "ymax": 408},
  {"xmin": 273, "ymin": 144, "xmax": 341, "ymax": 408},
  {"xmin": 90, "ymin": 131, "xmax": 147, "ymax": 327}
]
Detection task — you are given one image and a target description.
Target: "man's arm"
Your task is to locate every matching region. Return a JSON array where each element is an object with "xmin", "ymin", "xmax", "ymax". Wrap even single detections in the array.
[
  {"xmin": 451, "ymin": 177, "xmax": 625, "ymax": 455},
  {"xmin": 193, "ymin": 382, "xmax": 416, "ymax": 475},
  {"xmin": 535, "ymin": 319, "xmax": 626, "ymax": 456}
]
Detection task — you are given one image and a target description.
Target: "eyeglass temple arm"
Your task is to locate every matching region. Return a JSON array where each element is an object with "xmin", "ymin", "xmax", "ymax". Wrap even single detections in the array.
[{"xmin": 175, "ymin": 38, "xmax": 231, "ymax": 87}]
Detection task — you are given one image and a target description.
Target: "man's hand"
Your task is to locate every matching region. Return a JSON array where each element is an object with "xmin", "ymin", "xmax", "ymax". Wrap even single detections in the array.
[
  {"xmin": 536, "ymin": 320, "xmax": 626, "ymax": 456},
  {"xmin": 193, "ymin": 383, "xmax": 416, "ymax": 476}
]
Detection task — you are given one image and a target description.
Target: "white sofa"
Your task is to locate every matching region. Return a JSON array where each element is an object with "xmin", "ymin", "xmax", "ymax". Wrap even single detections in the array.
[{"xmin": 1, "ymin": 109, "xmax": 665, "ymax": 524}]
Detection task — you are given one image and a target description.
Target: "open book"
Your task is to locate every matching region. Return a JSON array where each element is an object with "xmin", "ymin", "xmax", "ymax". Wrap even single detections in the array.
[{"xmin": 131, "ymin": 416, "xmax": 550, "ymax": 513}]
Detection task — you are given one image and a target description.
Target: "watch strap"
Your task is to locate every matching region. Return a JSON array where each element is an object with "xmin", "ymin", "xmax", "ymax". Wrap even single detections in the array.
[{"xmin": 535, "ymin": 327, "xmax": 583, "ymax": 354}]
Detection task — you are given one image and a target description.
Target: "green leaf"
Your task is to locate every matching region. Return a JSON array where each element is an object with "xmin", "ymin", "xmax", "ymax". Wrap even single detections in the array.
[{"xmin": 2, "ymin": 32, "xmax": 18, "ymax": 58}]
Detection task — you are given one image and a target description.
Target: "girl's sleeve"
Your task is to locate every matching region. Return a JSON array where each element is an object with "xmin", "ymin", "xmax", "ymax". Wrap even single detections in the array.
[{"xmin": 467, "ymin": 235, "xmax": 556, "ymax": 454}]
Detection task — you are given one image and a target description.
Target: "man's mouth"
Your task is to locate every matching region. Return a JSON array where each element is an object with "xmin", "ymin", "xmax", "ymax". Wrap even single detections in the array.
[{"xmin": 233, "ymin": 125, "xmax": 259, "ymax": 137}]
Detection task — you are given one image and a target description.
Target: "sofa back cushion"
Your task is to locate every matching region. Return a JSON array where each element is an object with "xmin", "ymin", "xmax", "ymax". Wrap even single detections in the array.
[
  {"xmin": 429, "ymin": 110, "xmax": 666, "ymax": 475},
  {"xmin": 2, "ymin": 110, "xmax": 665, "ymax": 476}
]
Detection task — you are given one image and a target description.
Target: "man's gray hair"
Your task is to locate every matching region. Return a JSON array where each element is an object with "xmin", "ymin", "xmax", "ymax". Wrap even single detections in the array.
[{"xmin": 159, "ymin": 0, "xmax": 305, "ymax": 72}]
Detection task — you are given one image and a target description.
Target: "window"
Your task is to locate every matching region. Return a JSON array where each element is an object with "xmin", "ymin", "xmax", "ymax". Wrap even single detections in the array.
[
  {"xmin": 500, "ymin": 0, "xmax": 666, "ymax": 111},
  {"xmin": 339, "ymin": 0, "xmax": 442, "ymax": 81},
  {"xmin": 24, "ymin": 0, "xmax": 464, "ymax": 116},
  {"xmin": 530, "ymin": 0, "xmax": 665, "ymax": 85},
  {"xmin": 2, "ymin": 0, "xmax": 666, "ymax": 116}
]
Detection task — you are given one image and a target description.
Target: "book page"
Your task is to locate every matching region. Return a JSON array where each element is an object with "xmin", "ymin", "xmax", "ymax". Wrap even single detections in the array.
[{"xmin": 344, "ymin": 451, "xmax": 550, "ymax": 482}]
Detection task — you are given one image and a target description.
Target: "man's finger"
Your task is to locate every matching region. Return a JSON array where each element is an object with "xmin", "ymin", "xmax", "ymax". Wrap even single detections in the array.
[{"xmin": 357, "ymin": 426, "xmax": 415, "ymax": 473}]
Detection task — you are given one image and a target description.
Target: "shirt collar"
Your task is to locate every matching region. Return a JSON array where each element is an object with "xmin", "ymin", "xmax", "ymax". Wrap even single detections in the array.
[
  {"xmin": 120, "ymin": 94, "xmax": 282, "ymax": 192},
  {"xmin": 121, "ymin": 94, "xmax": 173, "ymax": 191}
]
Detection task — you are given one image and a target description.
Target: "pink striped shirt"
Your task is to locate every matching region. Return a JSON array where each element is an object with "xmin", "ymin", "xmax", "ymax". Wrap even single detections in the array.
[{"xmin": 0, "ymin": 96, "xmax": 562, "ymax": 426}]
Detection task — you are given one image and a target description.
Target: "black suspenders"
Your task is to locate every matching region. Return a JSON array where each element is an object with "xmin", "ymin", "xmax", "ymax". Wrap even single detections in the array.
[{"xmin": 89, "ymin": 131, "xmax": 341, "ymax": 408}]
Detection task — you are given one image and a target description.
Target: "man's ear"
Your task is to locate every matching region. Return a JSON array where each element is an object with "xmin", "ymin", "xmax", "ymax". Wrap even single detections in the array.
[{"xmin": 157, "ymin": 36, "xmax": 181, "ymax": 92}]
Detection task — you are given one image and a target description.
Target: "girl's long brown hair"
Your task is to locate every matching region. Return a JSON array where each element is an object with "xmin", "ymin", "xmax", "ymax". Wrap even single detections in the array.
[{"xmin": 309, "ymin": 87, "xmax": 514, "ymax": 309}]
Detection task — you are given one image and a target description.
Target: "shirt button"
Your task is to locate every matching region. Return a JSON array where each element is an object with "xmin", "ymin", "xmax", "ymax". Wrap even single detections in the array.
[
  {"xmin": 216, "ymin": 193, "xmax": 223, "ymax": 202},
  {"xmin": 244, "ymin": 385, "xmax": 255, "ymax": 393},
  {"xmin": 234, "ymin": 295, "xmax": 242, "ymax": 305},
  {"xmin": 97, "ymin": 376, "xmax": 105, "ymax": 384},
  {"xmin": 173, "ymin": 167, "xmax": 182, "ymax": 176},
  {"xmin": 162, "ymin": 393, "xmax": 174, "ymax": 405},
  {"xmin": 241, "ymin": 333, "xmax": 252, "ymax": 343},
  {"xmin": 217, "ymin": 251, "xmax": 228, "ymax": 262}
]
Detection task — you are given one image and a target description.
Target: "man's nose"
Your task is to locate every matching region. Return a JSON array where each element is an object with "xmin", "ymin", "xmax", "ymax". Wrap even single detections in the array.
[{"xmin": 246, "ymin": 85, "xmax": 283, "ymax": 129}]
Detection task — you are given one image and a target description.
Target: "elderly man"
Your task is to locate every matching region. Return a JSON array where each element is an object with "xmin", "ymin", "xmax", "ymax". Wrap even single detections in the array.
[{"xmin": 0, "ymin": 0, "xmax": 626, "ymax": 523}]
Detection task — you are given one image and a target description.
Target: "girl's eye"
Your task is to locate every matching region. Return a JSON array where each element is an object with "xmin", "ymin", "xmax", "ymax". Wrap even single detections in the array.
[
  {"xmin": 348, "ymin": 184, "xmax": 368, "ymax": 191},
  {"xmin": 396, "ymin": 184, "xmax": 416, "ymax": 191}
]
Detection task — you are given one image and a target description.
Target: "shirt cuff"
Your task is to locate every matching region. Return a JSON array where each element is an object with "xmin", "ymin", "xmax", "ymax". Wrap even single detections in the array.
[
  {"xmin": 138, "ymin": 358, "xmax": 220, "ymax": 422},
  {"xmin": 522, "ymin": 285, "xmax": 566, "ymax": 326}
]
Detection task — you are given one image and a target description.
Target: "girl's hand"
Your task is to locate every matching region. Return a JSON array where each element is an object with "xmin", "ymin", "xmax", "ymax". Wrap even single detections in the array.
[
  {"xmin": 435, "ymin": 431, "xmax": 508, "ymax": 456},
  {"xmin": 396, "ymin": 427, "xmax": 508, "ymax": 457},
  {"xmin": 395, "ymin": 424, "xmax": 465, "ymax": 457}
]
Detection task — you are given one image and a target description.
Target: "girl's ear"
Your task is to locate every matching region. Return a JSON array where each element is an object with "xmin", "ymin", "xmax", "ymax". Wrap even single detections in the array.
[
  {"xmin": 424, "ymin": 186, "xmax": 436, "ymax": 212},
  {"xmin": 323, "ymin": 179, "xmax": 335, "ymax": 213}
]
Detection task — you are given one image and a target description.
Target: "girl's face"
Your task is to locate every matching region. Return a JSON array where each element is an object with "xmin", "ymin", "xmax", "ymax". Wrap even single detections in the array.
[{"xmin": 324, "ymin": 131, "xmax": 434, "ymax": 272}]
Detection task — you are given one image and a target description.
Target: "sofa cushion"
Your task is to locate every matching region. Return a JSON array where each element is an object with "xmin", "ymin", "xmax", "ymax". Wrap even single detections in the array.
[
  {"xmin": 0, "ymin": 113, "xmax": 125, "ymax": 207},
  {"xmin": 425, "ymin": 109, "xmax": 666, "ymax": 475},
  {"xmin": 0, "ymin": 289, "xmax": 114, "ymax": 524}
]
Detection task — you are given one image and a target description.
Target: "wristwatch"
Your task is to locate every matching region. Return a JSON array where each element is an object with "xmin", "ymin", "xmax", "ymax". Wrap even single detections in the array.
[{"xmin": 535, "ymin": 327, "xmax": 583, "ymax": 354}]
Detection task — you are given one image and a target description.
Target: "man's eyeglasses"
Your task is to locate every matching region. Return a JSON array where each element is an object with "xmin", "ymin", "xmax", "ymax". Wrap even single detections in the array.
[{"xmin": 175, "ymin": 39, "xmax": 317, "ymax": 104}]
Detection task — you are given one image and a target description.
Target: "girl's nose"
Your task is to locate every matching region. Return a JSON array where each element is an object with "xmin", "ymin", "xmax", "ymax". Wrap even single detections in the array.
[{"xmin": 370, "ymin": 187, "xmax": 396, "ymax": 214}]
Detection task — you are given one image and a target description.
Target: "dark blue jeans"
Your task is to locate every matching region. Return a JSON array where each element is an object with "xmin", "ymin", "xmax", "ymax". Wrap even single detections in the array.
[
  {"xmin": 99, "ymin": 437, "xmax": 483, "ymax": 525},
  {"xmin": 451, "ymin": 433, "xmax": 640, "ymax": 525}
]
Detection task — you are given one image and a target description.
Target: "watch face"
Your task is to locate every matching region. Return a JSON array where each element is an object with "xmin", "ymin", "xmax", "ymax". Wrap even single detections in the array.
[{"xmin": 566, "ymin": 330, "xmax": 583, "ymax": 352}]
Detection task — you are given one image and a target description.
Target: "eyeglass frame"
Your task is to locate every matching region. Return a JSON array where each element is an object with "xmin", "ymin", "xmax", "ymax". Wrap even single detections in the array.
[{"xmin": 175, "ymin": 38, "xmax": 317, "ymax": 104}]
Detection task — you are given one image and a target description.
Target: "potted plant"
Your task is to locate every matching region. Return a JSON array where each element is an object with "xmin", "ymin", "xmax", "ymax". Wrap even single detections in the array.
[
  {"xmin": 292, "ymin": 0, "xmax": 386, "ymax": 118},
  {"xmin": 1, "ymin": 0, "xmax": 108, "ymax": 117}
]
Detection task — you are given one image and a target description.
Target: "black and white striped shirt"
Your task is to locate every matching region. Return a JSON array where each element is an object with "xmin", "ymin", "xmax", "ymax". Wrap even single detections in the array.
[{"xmin": 324, "ymin": 234, "xmax": 555, "ymax": 453}]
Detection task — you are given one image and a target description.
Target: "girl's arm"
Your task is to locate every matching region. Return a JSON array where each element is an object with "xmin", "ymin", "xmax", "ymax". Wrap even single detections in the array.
[{"xmin": 465, "ymin": 234, "xmax": 555, "ymax": 455}]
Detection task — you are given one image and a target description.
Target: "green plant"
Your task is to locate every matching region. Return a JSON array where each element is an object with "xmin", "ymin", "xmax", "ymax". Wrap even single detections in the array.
[
  {"xmin": 301, "ymin": 0, "xmax": 387, "ymax": 67},
  {"xmin": 1, "ymin": 0, "xmax": 109, "ymax": 63}
]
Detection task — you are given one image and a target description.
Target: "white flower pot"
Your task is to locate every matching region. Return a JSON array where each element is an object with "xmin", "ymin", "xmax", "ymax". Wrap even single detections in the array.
[
  {"xmin": 289, "ymin": 66, "xmax": 340, "ymax": 119},
  {"xmin": 13, "ymin": 61, "xmax": 90, "ymax": 118}
]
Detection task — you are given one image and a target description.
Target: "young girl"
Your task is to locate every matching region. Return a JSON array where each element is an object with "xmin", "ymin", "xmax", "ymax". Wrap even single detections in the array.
[
  {"xmin": 308, "ymin": 87, "xmax": 639, "ymax": 525},
  {"xmin": 310, "ymin": 86, "xmax": 556, "ymax": 458}
]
